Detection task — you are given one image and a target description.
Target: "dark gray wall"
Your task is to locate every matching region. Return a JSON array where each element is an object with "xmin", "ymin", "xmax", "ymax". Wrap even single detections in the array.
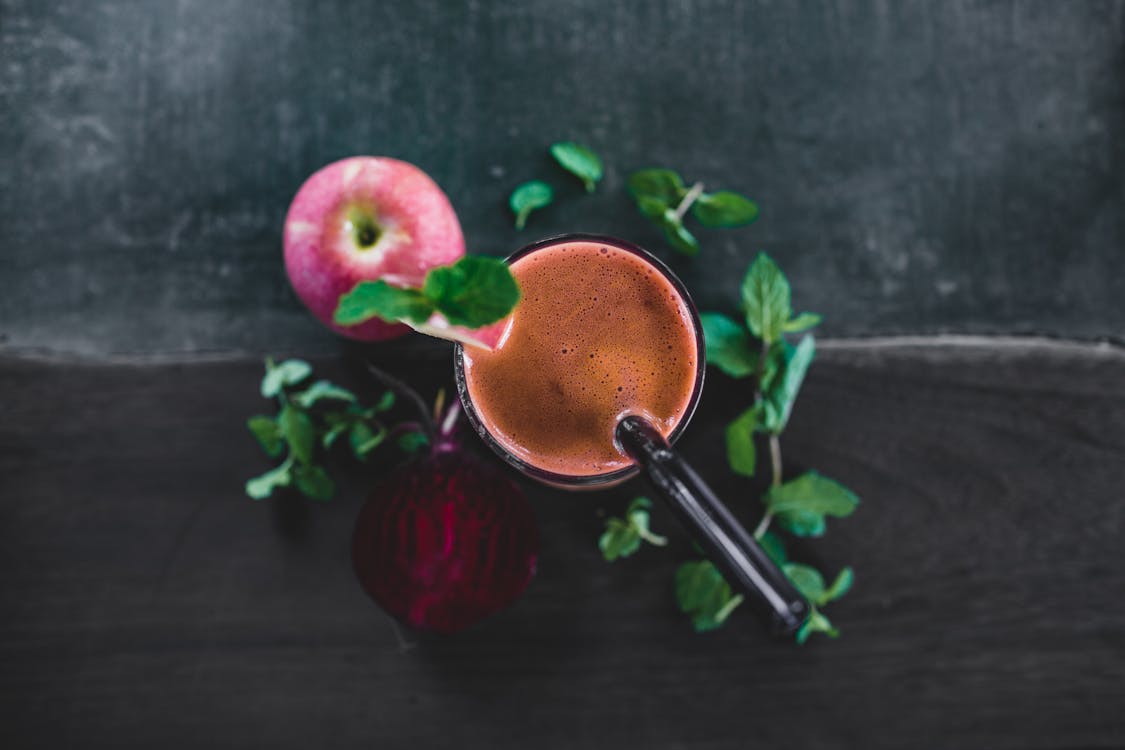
[{"xmin": 2, "ymin": 0, "xmax": 1123, "ymax": 355}]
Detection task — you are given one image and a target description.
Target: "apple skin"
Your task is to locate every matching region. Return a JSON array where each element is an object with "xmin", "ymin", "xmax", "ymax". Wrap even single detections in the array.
[{"xmin": 284, "ymin": 156, "xmax": 466, "ymax": 340}]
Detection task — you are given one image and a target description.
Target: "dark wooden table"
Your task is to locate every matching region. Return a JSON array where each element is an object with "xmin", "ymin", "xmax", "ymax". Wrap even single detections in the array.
[{"xmin": 3, "ymin": 339, "xmax": 1123, "ymax": 749}]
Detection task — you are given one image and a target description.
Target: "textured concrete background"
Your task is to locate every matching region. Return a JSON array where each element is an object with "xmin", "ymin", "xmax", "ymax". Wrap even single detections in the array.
[{"xmin": 2, "ymin": 0, "xmax": 1122, "ymax": 355}]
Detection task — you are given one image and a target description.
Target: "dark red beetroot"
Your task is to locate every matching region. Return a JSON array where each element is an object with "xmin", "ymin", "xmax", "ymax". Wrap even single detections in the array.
[{"xmin": 352, "ymin": 402, "xmax": 538, "ymax": 633}]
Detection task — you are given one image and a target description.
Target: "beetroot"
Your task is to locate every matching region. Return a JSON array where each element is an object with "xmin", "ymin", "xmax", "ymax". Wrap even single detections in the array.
[{"xmin": 352, "ymin": 403, "xmax": 538, "ymax": 633}]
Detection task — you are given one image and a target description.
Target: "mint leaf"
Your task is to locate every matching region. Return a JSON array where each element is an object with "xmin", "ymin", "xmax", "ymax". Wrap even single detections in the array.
[
  {"xmin": 691, "ymin": 191, "xmax": 759, "ymax": 228},
  {"xmin": 741, "ymin": 253, "xmax": 791, "ymax": 344},
  {"xmin": 247, "ymin": 415, "xmax": 283, "ymax": 458},
  {"xmin": 635, "ymin": 195, "xmax": 669, "ymax": 219},
  {"xmin": 279, "ymin": 404, "xmax": 315, "ymax": 465},
  {"xmin": 759, "ymin": 530, "xmax": 787, "ymax": 565},
  {"xmin": 675, "ymin": 560, "xmax": 744, "ymax": 632},
  {"xmin": 760, "ymin": 335, "xmax": 815, "ymax": 433},
  {"xmin": 701, "ymin": 312, "xmax": 758, "ymax": 378},
  {"xmin": 245, "ymin": 460, "xmax": 292, "ymax": 500},
  {"xmin": 423, "ymin": 256, "xmax": 521, "ymax": 328},
  {"xmin": 294, "ymin": 380, "xmax": 356, "ymax": 409},
  {"xmin": 766, "ymin": 471, "xmax": 859, "ymax": 537},
  {"xmin": 766, "ymin": 472, "xmax": 860, "ymax": 518},
  {"xmin": 775, "ymin": 510, "xmax": 826, "ymax": 537},
  {"xmin": 724, "ymin": 406, "xmax": 758, "ymax": 477},
  {"xmin": 374, "ymin": 390, "xmax": 395, "ymax": 412},
  {"xmin": 783, "ymin": 563, "xmax": 826, "ymax": 603},
  {"xmin": 549, "ymin": 142, "xmax": 603, "ymax": 192},
  {"xmin": 599, "ymin": 497, "xmax": 666, "ymax": 561},
  {"xmin": 796, "ymin": 609, "xmax": 839, "ymax": 644},
  {"xmin": 334, "ymin": 281, "xmax": 434, "ymax": 326},
  {"xmin": 509, "ymin": 180, "xmax": 554, "ymax": 230},
  {"xmin": 291, "ymin": 463, "xmax": 334, "ymax": 501},
  {"xmin": 349, "ymin": 421, "xmax": 387, "ymax": 461},
  {"xmin": 322, "ymin": 417, "xmax": 350, "ymax": 450},
  {"xmin": 659, "ymin": 212, "xmax": 700, "ymax": 256},
  {"xmin": 397, "ymin": 430, "xmax": 430, "ymax": 453},
  {"xmin": 783, "ymin": 312, "xmax": 822, "ymax": 333},
  {"xmin": 599, "ymin": 518, "xmax": 641, "ymax": 561},
  {"xmin": 824, "ymin": 567, "xmax": 854, "ymax": 603},
  {"xmin": 627, "ymin": 168, "xmax": 687, "ymax": 204},
  {"xmin": 261, "ymin": 359, "xmax": 312, "ymax": 398}
]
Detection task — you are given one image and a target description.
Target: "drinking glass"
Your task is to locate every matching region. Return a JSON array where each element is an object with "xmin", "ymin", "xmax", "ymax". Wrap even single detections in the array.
[{"xmin": 454, "ymin": 234, "xmax": 809, "ymax": 634}]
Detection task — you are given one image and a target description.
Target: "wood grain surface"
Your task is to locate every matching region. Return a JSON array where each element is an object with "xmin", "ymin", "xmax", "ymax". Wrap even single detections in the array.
[
  {"xmin": 2, "ymin": 340, "xmax": 1123, "ymax": 749},
  {"xmin": 2, "ymin": 0, "xmax": 1123, "ymax": 354}
]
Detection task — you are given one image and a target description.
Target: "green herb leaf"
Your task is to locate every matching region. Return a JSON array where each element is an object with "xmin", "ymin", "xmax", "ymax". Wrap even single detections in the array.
[
  {"xmin": 701, "ymin": 312, "xmax": 758, "ymax": 378},
  {"xmin": 796, "ymin": 609, "xmax": 839, "ymax": 644},
  {"xmin": 675, "ymin": 560, "xmax": 744, "ymax": 632},
  {"xmin": 760, "ymin": 335, "xmax": 815, "ymax": 433},
  {"xmin": 291, "ymin": 463, "xmax": 335, "ymax": 501},
  {"xmin": 824, "ymin": 567, "xmax": 854, "ymax": 603},
  {"xmin": 396, "ymin": 430, "xmax": 430, "ymax": 453},
  {"xmin": 321, "ymin": 418, "xmax": 350, "ymax": 450},
  {"xmin": 247, "ymin": 415, "xmax": 284, "ymax": 458},
  {"xmin": 766, "ymin": 471, "xmax": 859, "ymax": 537},
  {"xmin": 783, "ymin": 563, "xmax": 826, "ymax": 603},
  {"xmin": 598, "ymin": 518, "xmax": 641, "ymax": 561},
  {"xmin": 261, "ymin": 359, "xmax": 312, "ymax": 398},
  {"xmin": 245, "ymin": 460, "xmax": 292, "ymax": 500},
  {"xmin": 691, "ymin": 191, "xmax": 759, "ymax": 228},
  {"xmin": 294, "ymin": 380, "xmax": 356, "ymax": 409},
  {"xmin": 759, "ymin": 530, "xmax": 787, "ymax": 565},
  {"xmin": 741, "ymin": 253, "xmax": 791, "ymax": 344},
  {"xmin": 659, "ymin": 212, "xmax": 700, "ymax": 256},
  {"xmin": 279, "ymin": 404, "xmax": 315, "ymax": 465},
  {"xmin": 349, "ymin": 421, "xmax": 387, "ymax": 461},
  {"xmin": 549, "ymin": 142, "xmax": 603, "ymax": 192},
  {"xmin": 783, "ymin": 312, "xmax": 822, "ymax": 333},
  {"xmin": 334, "ymin": 280, "xmax": 434, "ymax": 326},
  {"xmin": 599, "ymin": 497, "xmax": 666, "ymax": 562},
  {"xmin": 724, "ymin": 406, "xmax": 758, "ymax": 477},
  {"xmin": 627, "ymin": 169, "xmax": 687, "ymax": 204},
  {"xmin": 423, "ymin": 256, "xmax": 521, "ymax": 328},
  {"xmin": 509, "ymin": 180, "xmax": 554, "ymax": 230},
  {"xmin": 374, "ymin": 391, "xmax": 395, "ymax": 412},
  {"xmin": 635, "ymin": 195, "xmax": 670, "ymax": 219},
  {"xmin": 775, "ymin": 510, "xmax": 826, "ymax": 537}
]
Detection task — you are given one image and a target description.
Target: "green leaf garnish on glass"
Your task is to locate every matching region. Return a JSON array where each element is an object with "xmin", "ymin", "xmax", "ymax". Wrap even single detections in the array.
[{"xmin": 333, "ymin": 255, "xmax": 520, "ymax": 334}]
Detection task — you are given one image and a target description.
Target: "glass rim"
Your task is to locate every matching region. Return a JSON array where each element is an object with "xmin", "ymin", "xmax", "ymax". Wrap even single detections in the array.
[{"xmin": 453, "ymin": 233, "xmax": 707, "ymax": 488}]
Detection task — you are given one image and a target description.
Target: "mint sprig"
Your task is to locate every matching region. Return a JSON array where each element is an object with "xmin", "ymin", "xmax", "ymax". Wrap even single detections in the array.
[
  {"xmin": 627, "ymin": 168, "xmax": 758, "ymax": 256},
  {"xmin": 598, "ymin": 497, "xmax": 668, "ymax": 561},
  {"xmin": 549, "ymin": 142, "xmax": 603, "ymax": 193},
  {"xmin": 334, "ymin": 256, "xmax": 520, "ymax": 331},
  {"xmin": 700, "ymin": 252, "xmax": 858, "ymax": 642},
  {"xmin": 245, "ymin": 359, "xmax": 402, "ymax": 502}
]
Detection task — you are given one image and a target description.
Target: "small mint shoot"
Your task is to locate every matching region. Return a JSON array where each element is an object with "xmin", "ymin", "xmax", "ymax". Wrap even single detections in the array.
[
  {"xmin": 598, "ymin": 496, "xmax": 667, "ymax": 562},
  {"xmin": 510, "ymin": 180, "xmax": 554, "ymax": 229},
  {"xmin": 245, "ymin": 360, "xmax": 407, "ymax": 502},
  {"xmin": 626, "ymin": 168, "xmax": 757, "ymax": 255},
  {"xmin": 725, "ymin": 405, "xmax": 758, "ymax": 477},
  {"xmin": 549, "ymin": 142, "xmax": 603, "ymax": 192}
]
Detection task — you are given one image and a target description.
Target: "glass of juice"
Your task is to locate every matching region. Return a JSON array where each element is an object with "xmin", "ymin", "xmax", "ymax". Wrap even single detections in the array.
[{"xmin": 454, "ymin": 234, "xmax": 809, "ymax": 633}]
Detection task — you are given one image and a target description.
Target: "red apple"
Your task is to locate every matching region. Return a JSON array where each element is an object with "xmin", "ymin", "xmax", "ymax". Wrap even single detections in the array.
[{"xmin": 284, "ymin": 156, "xmax": 466, "ymax": 341}]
